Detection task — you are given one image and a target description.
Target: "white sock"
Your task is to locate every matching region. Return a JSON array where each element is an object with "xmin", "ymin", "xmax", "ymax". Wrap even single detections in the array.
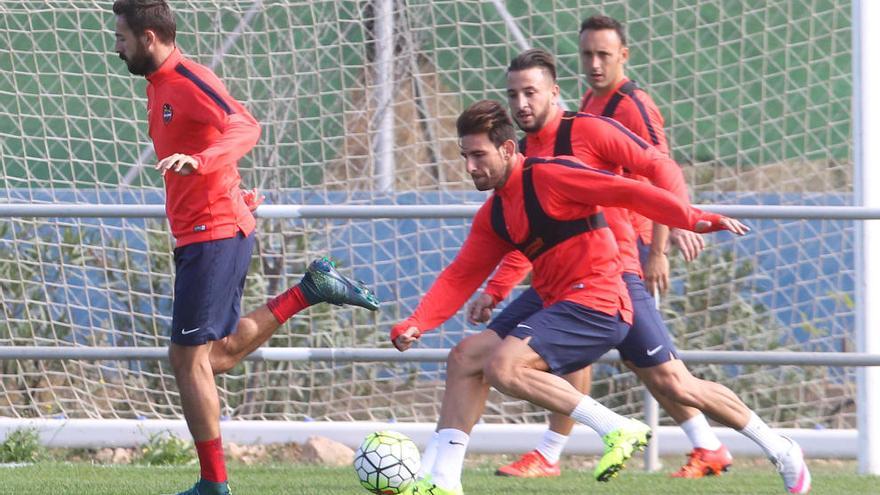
[
  {"xmin": 430, "ymin": 428, "xmax": 469, "ymax": 490},
  {"xmin": 569, "ymin": 395, "xmax": 631, "ymax": 437},
  {"xmin": 680, "ymin": 414, "xmax": 722, "ymax": 451},
  {"xmin": 418, "ymin": 431, "xmax": 440, "ymax": 478},
  {"xmin": 738, "ymin": 411, "xmax": 790, "ymax": 458},
  {"xmin": 535, "ymin": 429, "xmax": 568, "ymax": 464}
]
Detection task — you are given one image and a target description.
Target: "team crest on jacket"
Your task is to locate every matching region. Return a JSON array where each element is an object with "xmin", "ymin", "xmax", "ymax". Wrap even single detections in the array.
[{"xmin": 162, "ymin": 103, "xmax": 173, "ymax": 123}]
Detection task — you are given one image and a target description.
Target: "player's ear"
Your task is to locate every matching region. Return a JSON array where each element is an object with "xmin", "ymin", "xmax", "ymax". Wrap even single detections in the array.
[
  {"xmin": 142, "ymin": 28, "xmax": 158, "ymax": 50},
  {"xmin": 500, "ymin": 139, "xmax": 516, "ymax": 161},
  {"xmin": 620, "ymin": 45, "xmax": 629, "ymax": 63}
]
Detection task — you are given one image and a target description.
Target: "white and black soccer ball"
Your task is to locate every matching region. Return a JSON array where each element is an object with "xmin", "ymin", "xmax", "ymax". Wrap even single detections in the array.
[{"xmin": 353, "ymin": 430, "xmax": 421, "ymax": 494}]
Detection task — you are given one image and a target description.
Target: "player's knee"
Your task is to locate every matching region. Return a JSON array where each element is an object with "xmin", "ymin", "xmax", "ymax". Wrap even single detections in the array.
[
  {"xmin": 483, "ymin": 354, "xmax": 517, "ymax": 391},
  {"xmin": 168, "ymin": 344, "xmax": 211, "ymax": 376},
  {"xmin": 447, "ymin": 339, "xmax": 486, "ymax": 377}
]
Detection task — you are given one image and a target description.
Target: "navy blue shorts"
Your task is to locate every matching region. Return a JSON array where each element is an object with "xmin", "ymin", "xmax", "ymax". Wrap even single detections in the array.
[
  {"xmin": 616, "ymin": 272, "xmax": 678, "ymax": 367},
  {"xmin": 509, "ymin": 301, "xmax": 629, "ymax": 376},
  {"xmin": 488, "ymin": 287, "xmax": 544, "ymax": 339},
  {"xmin": 171, "ymin": 232, "xmax": 255, "ymax": 346}
]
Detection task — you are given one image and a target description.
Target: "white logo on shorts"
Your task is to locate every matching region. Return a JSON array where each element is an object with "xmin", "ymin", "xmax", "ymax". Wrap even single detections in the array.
[
  {"xmin": 180, "ymin": 327, "xmax": 201, "ymax": 335},
  {"xmin": 646, "ymin": 345, "xmax": 663, "ymax": 356},
  {"xmin": 516, "ymin": 324, "xmax": 533, "ymax": 330}
]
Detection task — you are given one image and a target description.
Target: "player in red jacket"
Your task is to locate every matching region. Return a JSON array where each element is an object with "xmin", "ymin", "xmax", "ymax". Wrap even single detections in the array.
[
  {"xmin": 434, "ymin": 50, "xmax": 809, "ymax": 494},
  {"xmin": 394, "ymin": 100, "xmax": 750, "ymax": 494},
  {"xmin": 495, "ymin": 17, "xmax": 728, "ymax": 479},
  {"xmin": 113, "ymin": 2, "xmax": 378, "ymax": 494}
]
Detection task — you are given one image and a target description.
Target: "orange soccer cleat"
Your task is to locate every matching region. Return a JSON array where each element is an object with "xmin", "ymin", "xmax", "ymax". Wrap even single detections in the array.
[
  {"xmin": 495, "ymin": 450, "xmax": 561, "ymax": 478},
  {"xmin": 670, "ymin": 446, "xmax": 733, "ymax": 479}
]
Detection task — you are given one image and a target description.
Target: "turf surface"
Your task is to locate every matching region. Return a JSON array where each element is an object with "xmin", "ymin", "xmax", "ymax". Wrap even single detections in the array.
[{"xmin": 0, "ymin": 462, "xmax": 876, "ymax": 495}]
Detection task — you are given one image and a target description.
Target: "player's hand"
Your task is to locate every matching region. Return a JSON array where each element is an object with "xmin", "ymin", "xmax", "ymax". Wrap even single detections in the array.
[
  {"xmin": 643, "ymin": 251, "xmax": 669, "ymax": 295},
  {"xmin": 695, "ymin": 216, "xmax": 750, "ymax": 236},
  {"xmin": 393, "ymin": 326, "xmax": 421, "ymax": 352},
  {"xmin": 156, "ymin": 153, "xmax": 199, "ymax": 176},
  {"xmin": 241, "ymin": 187, "xmax": 265, "ymax": 212},
  {"xmin": 467, "ymin": 292, "xmax": 496, "ymax": 325},
  {"xmin": 669, "ymin": 228, "xmax": 705, "ymax": 262}
]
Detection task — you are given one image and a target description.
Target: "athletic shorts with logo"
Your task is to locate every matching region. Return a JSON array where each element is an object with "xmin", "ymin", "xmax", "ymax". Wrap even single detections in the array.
[
  {"xmin": 171, "ymin": 232, "xmax": 255, "ymax": 346},
  {"xmin": 489, "ymin": 272, "xmax": 678, "ymax": 369},
  {"xmin": 508, "ymin": 300, "xmax": 629, "ymax": 375}
]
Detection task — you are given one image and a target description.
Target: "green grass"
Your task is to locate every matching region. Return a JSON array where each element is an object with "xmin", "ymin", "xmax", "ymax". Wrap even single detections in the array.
[{"xmin": 0, "ymin": 462, "xmax": 875, "ymax": 495}]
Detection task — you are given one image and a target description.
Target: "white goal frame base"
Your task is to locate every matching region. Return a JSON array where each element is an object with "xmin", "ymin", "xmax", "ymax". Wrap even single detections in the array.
[{"xmin": 0, "ymin": 418, "xmax": 854, "ymax": 459}]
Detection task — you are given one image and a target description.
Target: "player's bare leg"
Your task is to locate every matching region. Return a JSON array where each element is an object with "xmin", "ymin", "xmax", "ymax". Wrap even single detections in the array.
[
  {"xmin": 485, "ymin": 336, "xmax": 650, "ymax": 482},
  {"xmin": 209, "ymin": 306, "xmax": 279, "ymax": 374},
  {"xmin": 415, "ymin": 331, "xmax": 498, "ymax": 493},
  {"xmin": 170, "ymin": 343, "xmax": 220, "ymax": 441},
  {"xmin": 209, "ymin": 257, "xmax": 380, "ymax": 374},
  {"xmin": 629, "ymin": 362, "xmax": 732, "ymax": 477},
  {"xmin": 496, "ymin": 366, "xmax": 590, "ymax": 477},
  {"xmin": 635, "ymin": 359, "xmax": 811, "ymax": 493},
  {"xmin": 438, "ymin": 331, "xmax": 499, "ymax": 432},
  {"xmin": 168, "ymin": 342, "xmax": 228, "ymax": 495},
  {"xmin": 633, "ymin": 359, "xmax": 749, "ymax": 427}
]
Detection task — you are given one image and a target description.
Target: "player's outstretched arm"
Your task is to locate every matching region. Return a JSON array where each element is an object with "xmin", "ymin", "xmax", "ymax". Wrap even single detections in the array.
[
  {"xmin": 539, "ymin": 163, "xmax": 748, "ymax": 236},
  {"xmin": 390, "ymin": 204, "xmax": 512, "ymax": 351}
]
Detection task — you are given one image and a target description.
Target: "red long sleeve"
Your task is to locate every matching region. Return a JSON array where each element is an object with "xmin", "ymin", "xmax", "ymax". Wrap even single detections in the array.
[
  {"xmin": 573, "ymin": 116, "xmax": 688, "ymax": 203},
  {"xmin": 531, "ymin": 157, "xmax": 720, "ymax": 231},
  {"xmin": 194, "ymin": 112, "xmax": 261, "ymax": 175},
  {"xmin": 483, "ymin": 251, "xmax": 532, "ymax": 303},
  {"xmin": 391, "ymin": 204, "xmax": 512, "ymax": 340}
]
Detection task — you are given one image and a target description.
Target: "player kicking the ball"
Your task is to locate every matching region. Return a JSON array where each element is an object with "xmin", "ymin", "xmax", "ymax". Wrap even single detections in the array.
[
  {"xmin": 414, "ymin": 51, "xmax": 811, "ymax": 495},
  {"xmin": 392, "ymin": 100, "xmax": 750, "ymax": 495},
  {"xmin": 112, "ymin": 2, "xmax": 378, "ymax": 494}
]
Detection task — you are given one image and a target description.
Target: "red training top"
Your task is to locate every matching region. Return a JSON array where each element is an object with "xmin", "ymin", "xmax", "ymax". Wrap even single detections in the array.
[
  {"xmin": 581, "ymin": 78, "xmax": 672, "ymax": 245},
  {"xmin": 146, "ymin": 48, "xmax": 261, "ymax": 247},
  {"xmin": 483, "ymin": 108, "xmax": 688, "ymax": 302},
  {"xmin": 390, "ymin": 154, "xmax": 724, "ymax": 342}
]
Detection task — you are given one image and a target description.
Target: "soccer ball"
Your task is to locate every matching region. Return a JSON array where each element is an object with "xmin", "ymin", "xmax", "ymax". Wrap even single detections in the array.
[{"xmin": 353, "ymin": 430, "xmax": 421, "ymax": 494}]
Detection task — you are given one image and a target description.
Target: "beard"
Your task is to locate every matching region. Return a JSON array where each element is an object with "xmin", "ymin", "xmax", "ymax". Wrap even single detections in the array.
[
  {"xmin": 119, "ymin": 45, "xmax": 156, "ymax": 76},
  {"xmin": 514, "ymin": 107, "xmax": 550, "ymax": 133}
]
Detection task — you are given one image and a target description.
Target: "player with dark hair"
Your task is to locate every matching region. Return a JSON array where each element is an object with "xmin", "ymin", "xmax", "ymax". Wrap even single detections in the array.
[
  {"xmin": 493, "ymin": 16, "xmax": 730, "ymax": 479},
  {"xmin": 112, "ymin": 2, "xmax": 379, "ymax": 494},
  {"xmin": 447, "ymin": 48, "xmax": 809, "ymax": 494},
  {"xmin": 394, "ymin": 99, "xmax": 749, "ymax": 495}
]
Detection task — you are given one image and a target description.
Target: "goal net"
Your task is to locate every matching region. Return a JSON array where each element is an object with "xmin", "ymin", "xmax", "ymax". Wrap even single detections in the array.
[{"xmin": 0, "ymin": 1, "xmax": 855, "ymax": 432}]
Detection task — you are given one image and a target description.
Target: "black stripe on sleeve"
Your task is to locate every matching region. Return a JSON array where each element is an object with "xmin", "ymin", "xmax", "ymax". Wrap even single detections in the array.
[
  {"xmin": 628, "ymin": 91, "xmax": 661, "ymax": 146},
  {"xmin": 577, "ymin": 113, "xmax": 650, "ymax": 150},
  {"xmin": 174, "ymin": 63, "xmax": 234, "ymax": 115},
  {"xmin": 524, "ymin": 156, "xmax": 616, "ymax": 175}
]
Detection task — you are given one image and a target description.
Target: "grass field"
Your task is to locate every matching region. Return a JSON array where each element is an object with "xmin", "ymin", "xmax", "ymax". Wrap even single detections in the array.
[{"xmin": 0, "ymin": 462, "xmax": 876, "ymax": 495}]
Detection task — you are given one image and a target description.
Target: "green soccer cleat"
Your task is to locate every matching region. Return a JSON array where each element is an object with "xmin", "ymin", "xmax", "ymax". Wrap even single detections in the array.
[
  {"xmin": 299, "ymin": 257, "xmax": 380, "ymax": 311},
  {"xmin": 170, "ymin": 479, "xmax": 231, "ymax": 495},
  {"xmin": 409, "ymin": 475, "xmax": 464, "ymax": 495},
  {"xmin": 593, "ymin": 421, "xmax": 652, "ymax": 482}
]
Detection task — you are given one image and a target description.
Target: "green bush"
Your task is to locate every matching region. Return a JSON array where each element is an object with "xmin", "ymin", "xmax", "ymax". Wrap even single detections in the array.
[
  {"xmin": 137, "ymin": 432, "xmax": 195, "ymax": 466},
  {"xmin": 0, "ymin": 428, "xmax": 44, "ymax": 463}
]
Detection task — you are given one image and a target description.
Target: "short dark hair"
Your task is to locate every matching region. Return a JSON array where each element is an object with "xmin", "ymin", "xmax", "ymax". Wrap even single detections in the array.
[
  {"xmin": 507, "ymin": 48, "xmax": 557, "ymax": 82},
  {"xmin": 113, "ymin": 0, "xmax": 176, "ymax": 43},
  {"xmin": 456, "ymin": 100, "xmax": 517, "ymax": 148},
  {"xmin": 579, "ymin": 15, "xmax": 627, "ymax": 46}
]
